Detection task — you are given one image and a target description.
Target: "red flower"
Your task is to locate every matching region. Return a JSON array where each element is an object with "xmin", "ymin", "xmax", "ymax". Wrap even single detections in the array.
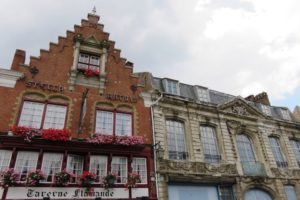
[
  {"xmin": 10, "ymin": 125, "xmax": 41, "ymax": 142},
  {"xmin": 41, "ymin": 129, "xmax": 70, "ymax": 141}
]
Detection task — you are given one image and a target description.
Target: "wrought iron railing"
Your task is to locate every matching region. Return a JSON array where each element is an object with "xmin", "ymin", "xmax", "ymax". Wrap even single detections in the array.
[{"xmin": 241, "ymin": 161, "xmax": 267, "ymax": 176}]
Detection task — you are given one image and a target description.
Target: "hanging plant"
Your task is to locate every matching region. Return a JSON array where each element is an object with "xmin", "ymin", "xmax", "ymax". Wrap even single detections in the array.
[
  {"xmin": 0, "ymin": 168, "xmax": 20, "ymax": 188},
  {"xmin": 102, "ymin": 173, "xmax": 117, "ymax": 189},
  {"xmin": 125, "ymin": 173, "xmax": 141, "ymax": 189},
  {"xmin": 80, "ymin": 171, "xmax": 97, "ymax": 192},
  {"xmin": 26, "ymin": 169, "xmax": 46, "ymax": 186},
  {"xmin": 54, "ymin": 170, "xmax": 74, "ymax": 186}
]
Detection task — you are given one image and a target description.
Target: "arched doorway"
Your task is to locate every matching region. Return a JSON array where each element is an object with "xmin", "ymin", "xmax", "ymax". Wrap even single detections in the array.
[{"xmin": 245, "ymin": 188, "xmax": 272, "ymax": 200}]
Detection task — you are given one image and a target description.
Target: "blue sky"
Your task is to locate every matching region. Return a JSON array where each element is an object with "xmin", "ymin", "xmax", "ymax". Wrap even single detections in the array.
[{"xmin": 0, "ymin": 0, "xmax": 299, "ymax": 111}]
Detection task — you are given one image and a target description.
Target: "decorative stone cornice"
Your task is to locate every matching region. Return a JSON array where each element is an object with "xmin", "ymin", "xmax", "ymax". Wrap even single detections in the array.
[
  {"xmin": 158, "ymin": 159, "xmax": 238, "ymax": 176},
  {"xmin": 0, "ymin": 68, "xmax": 24, "ymax": 88},
  {"xmin": 271, "ymin": 168, "xmax": 300, "ymax": 179}
]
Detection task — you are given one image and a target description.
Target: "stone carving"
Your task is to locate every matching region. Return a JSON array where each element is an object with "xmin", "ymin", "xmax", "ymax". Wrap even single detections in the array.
[
  {"xmin": 158, "ymin": 160, "xmax": 238, "ymax": 175},
  {"xmin": 271, "ymin": 168, "xmax": 300, "ymax": 178},
  {"xmin": 231, "ymin": 102, "xmax": 250, "ymax": 116}
]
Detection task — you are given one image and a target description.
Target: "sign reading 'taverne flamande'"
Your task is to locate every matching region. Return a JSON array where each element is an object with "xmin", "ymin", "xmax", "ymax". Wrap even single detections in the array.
[{"xmin": 5, "ymin": 187, "xmax": 148, "ymax": 199}]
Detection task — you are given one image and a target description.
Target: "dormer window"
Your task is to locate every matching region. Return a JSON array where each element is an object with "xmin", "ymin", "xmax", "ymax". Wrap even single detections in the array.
[
  {"xmin": 281, "ymin": 109, "xmax": 291, "ymax": 120},
  {"xmin": 197, "ymin": 87, "xmax": 210, "ymax": 102},
  {"xmin": 261, "ymin": 104, "xmax": 271, "ymax": 116},
  {"xmin": 164, "ymin": 79, "xmax": 179, "ymax": 95},
  {"xmin": 77, "ymin": 53, "xmax": 100, "ymax": 76}
]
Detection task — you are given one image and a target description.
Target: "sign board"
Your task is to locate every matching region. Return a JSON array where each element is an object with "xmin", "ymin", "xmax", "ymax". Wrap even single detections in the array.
[{"xmin": 6, "ymin": 187, "xmax": 148, "ymax": 199}]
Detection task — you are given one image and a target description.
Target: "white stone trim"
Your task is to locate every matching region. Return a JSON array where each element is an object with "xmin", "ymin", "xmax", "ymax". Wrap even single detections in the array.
[{"xmin": 0, "ymin": 68, "xmax": 23, "ymax": 88}]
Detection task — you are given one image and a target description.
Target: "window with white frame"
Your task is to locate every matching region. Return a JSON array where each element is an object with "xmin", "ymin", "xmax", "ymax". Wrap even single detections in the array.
[
  {"xmin": 18, "ymin": 101, "xmax": 67, "ymax": 129},
  {"xmin": 132, "ymin": 157, "xmax": 147, "ymax": 184},
  {"xmin": 77, "ymin": 53, "xmax": 100, "ymax": 72},
  {"xmin": 0, "ymin": 150, "xmax": 12, "ymax": 171},
  {"xmin": 236, "ymin": 134, "xmax": 256, "ymax": 163},
  {"xmin": 197, "ymin": 87, "xmax": 210, "ymax": 102},
  {"xmin": 261, "ymin": 104, "xmax": 271, "ymax": 116},
  {"xmin": 166, "ymin": 120, "xmax": 187, "ymax": 160},
  {"xmin": 111, "ymin": 157, "xmax": 127, "ymax": 184},
  {"xmin": 89, "ymin": 156, "xmax": 107, "ymax": 183},
  {"xmin": 67, "ymin": 155, "xmax": 84, "ymax": 183},
  {"xmin": 284, "ymin": 185, "xmax": 298, "ymax": 200},
  {"xmin": 165, "ymin": 80, "xmax": 179, "ymax": 95},
  {"xmin": 14, "ymin": 151, "xmax": 39, "ymax": 182},
  {"xmin": 200, "ymin": 126, "xmax": 220, "ymax": 163},
  {"xmin": 95, "ymin": 110, "xmax": 132, "ymax": 136},
  {"xmin": 281, "ymin": 109, "xmax": 291, "ymax": 120},
  {"xmin": 289, "ymin": 139, "xmax": 300, "ymax": 167},
  {"xmin": 269, "ymin": 137, "xmax": 288, "ymax": 168},
  {"xmin": 41, "ymin": 153, "xmax": 63, "ymax": 183}
]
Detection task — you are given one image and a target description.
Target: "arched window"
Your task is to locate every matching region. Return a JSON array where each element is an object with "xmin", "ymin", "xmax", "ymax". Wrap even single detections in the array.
[
  {"xmin": 236, "ymin": 134, "xmax": 256, "ymax": 163},
  {"xmin": 269, "ymin": 137, "xmax": 288, "ymax": 168},
  {"xmin": 166, "ymin": 120, "xmax": 187, "ymax": 160},
  {"xmin": 289, "ymin": 139, "xmax": 300, "ymax": 167},
  {"xmin": 284, "ymin": 185, "xmax": 298, "ymax": 200},
  {"xmin": 200, "ymin": 126, "xmax": 220, "ymax": 163},
  {"xmin": 245, "ymin": 189, "xmax": 272, "ymax": 200}
]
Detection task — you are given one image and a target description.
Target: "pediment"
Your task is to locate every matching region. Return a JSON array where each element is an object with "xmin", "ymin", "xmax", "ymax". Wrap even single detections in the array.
[
  {"xmin": 85, "ymin": 35, "xmax": 99, "ymax": 44},
  {"xmin": 217, "ymin": 97, "xmax": 264, "ymax": 118}
]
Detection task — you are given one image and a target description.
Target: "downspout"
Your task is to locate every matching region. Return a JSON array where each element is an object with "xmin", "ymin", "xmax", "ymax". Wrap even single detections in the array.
[{"xmin": 150, "ymin": 91, "xmax": 163, "ymax": 200}]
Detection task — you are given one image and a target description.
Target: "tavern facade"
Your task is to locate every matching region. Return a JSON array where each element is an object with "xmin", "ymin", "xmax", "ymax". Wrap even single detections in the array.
[
  {"xmin": 0, "ymin": 13, "xmax": 155, "ymax": 200},
  {"xmin": 139, "ymin": 74, "xmax": 300, "ymax": 200}
]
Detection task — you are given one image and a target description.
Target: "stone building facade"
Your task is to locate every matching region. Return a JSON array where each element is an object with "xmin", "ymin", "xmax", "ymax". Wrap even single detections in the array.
[
  {"xmin": 0, "ymin": 13, "xmax": 156, "ymax": 200},
  {"xmin": 139, "ymin": 74, "xmax": 300, "ymax": 200}
]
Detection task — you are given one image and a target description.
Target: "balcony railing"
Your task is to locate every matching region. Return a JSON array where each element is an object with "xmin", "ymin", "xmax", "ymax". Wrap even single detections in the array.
[
  {"xmin": 241, "ymin": 161, "xmax": 267, "ymax": 176},
  {"xmin": 169, "ymin": 151, "xmax": 189, "ymax": 160}
]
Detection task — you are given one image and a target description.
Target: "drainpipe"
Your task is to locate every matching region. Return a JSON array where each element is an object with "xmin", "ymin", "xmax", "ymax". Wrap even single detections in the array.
[{"xmin": 150, "ymin": 91, "xmax": 163, "ymax": 200}]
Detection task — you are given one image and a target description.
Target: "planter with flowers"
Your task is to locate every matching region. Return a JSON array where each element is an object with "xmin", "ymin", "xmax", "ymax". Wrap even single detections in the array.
[
  {"xmin": 80, "ymin": 171, "xmax": 96, "ymax": 192},
  {"xmin": 84, "ymin": 68, "xmax": 100, "ymax": 77},
  {"xmin": 88, "ymin": 134, "xmax": 144, "ymax": 146},
  {"xmin": 103, "ymin": 173, "xmax": 117, "ymax": 189},
  {"xmin": 0, "ymin": 168, "xmax": 20, "ymax": 188},
  {"xmin": 26, "ymin": 170, "xmax": 46, "ymax": 186},
  {"xmin": 10, "ymin": 125, "xmax": 41, "ymax": 142},
  {"xmin": 41, "ymin": 129, "xmax": 70, "ymax": 141},
  {"xmin": 54, "ymin": 170, "xmax": 74, "ymax": 186},
  {"xmin": 125, "ymin": 173, "xmax": 141, "ymax": 189}
]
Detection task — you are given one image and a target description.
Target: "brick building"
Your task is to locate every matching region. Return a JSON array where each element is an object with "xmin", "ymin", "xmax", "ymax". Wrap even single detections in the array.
[
  {"xmin": 139, "ymin": 74, "xmax": 300, "ymax": 200},
  {"xmin": 0, "ymin": 13, "xmax": 156, "ymax": 200}
]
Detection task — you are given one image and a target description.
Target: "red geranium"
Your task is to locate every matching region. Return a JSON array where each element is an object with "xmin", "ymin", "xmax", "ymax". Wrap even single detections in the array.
[
  {"xmin": 41, "ymin": 129, "xmax": 70, "ymax": 141},
  {"xmin": 10, "ymin": 125, "xmax": 41, "ymax": 142}
]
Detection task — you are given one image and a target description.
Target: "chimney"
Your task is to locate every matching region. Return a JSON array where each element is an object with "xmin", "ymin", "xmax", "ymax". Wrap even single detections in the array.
[
  {"xmin": 245, "ymin": 92, "xmax": 270, "ymax": 106},
  {"xmin": 293, "ymin": 106, "xmax": 300, "ymax": 122},
  {"xmin": 11, "ymin": 49, "xmax": 26, "ymax": 70}
]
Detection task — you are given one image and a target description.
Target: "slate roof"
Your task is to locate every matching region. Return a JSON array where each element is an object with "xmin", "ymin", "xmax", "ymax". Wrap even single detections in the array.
[{"xmin": 151, "ymin": 76, "xmax": 292, "ymax": 122}]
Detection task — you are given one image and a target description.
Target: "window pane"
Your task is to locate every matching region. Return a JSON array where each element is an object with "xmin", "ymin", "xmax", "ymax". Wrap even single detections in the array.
[
  {"xmin": 261, "ymin": 105, "xmax": 271, "ymax": 116},
  {"xmin": 14, "ymin": 151, "xmax": 39, "ymax": 182},
  {"xmin": 197, "ymin": 88, "xmax": 209, "ymax": 102},
  {"xmin": 89, "ymin": 56, "xmax": 100, "ymax": 66},
  {"xmin": 269, "ymin": 137, "xmax": 287, "ymax": 168},
  {"xmin": 200, "ymin": 126, "xmax": 220, "ymax": 163},
  {"xmin": 18, "ymin": 101, "xmax": 45, "ymax": 128},
  {"xmin": 0, "ymin": 150, "xmax": 12, "ymax": 171},
  {"xmin": 41, "ymin": 153, "xmax": 63, "ymax": 183},
  {"xmin": 132, "ymin": 158, "xmax": 147, "ymax": 184},
  {"xmin": 89, "ymin": 156, "xmax": 107, "ymax": 183},
  {"xmin": 245, "ymin": 189, "xmax": 272, "ymax": 200},
  {"xmin": 168, "ymin": 185, "xmax": 219, "ymax": 200},
  {"xmin": 67, "ymin": 155, "xmax": 84, "ymax": 183},
  {"xmin": 281, "ymin": 109, "xmax": 291, "ymax": 120},
  {"xmin": 115, "ymin": 113, "xmax": 132, "ymax": 136},
  {"xmin": 289, "ymin": 140, "xmax": 300, "ymax": 167},
  {"xmin": 219, "ymin": 186, "xmax": 234, "ymax": 200},
  {"xmin": 166, "ymin": 120, "xmax": 187, "ymax": 160},
  {"xmin": 237, "ymin": 135, "xmax": 256, "ymax": 163},
  {"xmin": 78, "ymin": 53, "xmax": 89, "ymax": 64},
  {"xmin": 166, "ymin": 80, "xmax": 178, "ymax": 95},
  {"xmin": 43, "ymin": 104, "xmax": 67, "ymax": 129},
  {"xmin": 95, "ymin": 111, "xmax": 113, "ymax": 135},
  {"xmin": 284, "ymin": 185, "xmax": 297, "ymax": 200},
  {"xmin": 111, "ymin": 157, "xmax": 127, "ymax": 183}
]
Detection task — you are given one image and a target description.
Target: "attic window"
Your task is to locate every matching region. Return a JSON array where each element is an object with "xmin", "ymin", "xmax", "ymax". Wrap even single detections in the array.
[
  {"xmin": 164, "ymin": 79, "xmax": 179, "ymax": 95},
  {"xmin": 261, "ymin": 104, "xmax": 271, "ymax": 116},
  {"xmin": 197, "ymin": 87, "xmax": 210, "ymax": 102},
  {"xmin": 281, "ymin": 109, "xmax": 291, "ymax": 120},
  {"xmin": 77, "ymin": 53, "xmax": 100, "ymax": 76}
]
